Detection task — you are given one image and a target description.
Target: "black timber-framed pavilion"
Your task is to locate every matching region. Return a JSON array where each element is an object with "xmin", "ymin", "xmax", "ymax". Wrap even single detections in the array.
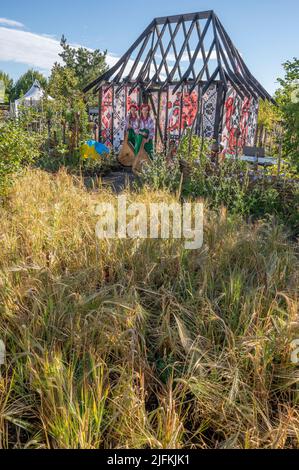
[{"xmin": 83, "ymin": 10, "xmax": 274, "ymax": 152}]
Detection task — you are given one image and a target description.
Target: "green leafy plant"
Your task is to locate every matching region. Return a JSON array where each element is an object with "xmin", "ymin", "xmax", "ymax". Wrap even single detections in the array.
[
  {"xmin": 185, "ymin": 158, "xmax": 299, "ymax": 234},
  {"xmin": 141, "ymin": 153, "xmax": 182, "ymax": 192},
  {"xmin": 59, "ymin": 35, "xmax": 107, "ymax": 99},
  {"xmin": 177, "ymin": 130, "xmax": 211, "ymax": 165},
  {"xmin": 275, "ymin": 57, "xmax": 299, "ymax": 171},
  {"xmin": 0, "ymin": 119, "xmax": 46, "ymax": 196}
]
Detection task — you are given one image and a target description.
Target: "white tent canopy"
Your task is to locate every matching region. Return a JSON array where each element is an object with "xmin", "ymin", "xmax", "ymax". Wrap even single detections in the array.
[{"xmin": 12, "ymin": 79, "xmax": 53, "ymax": 116}]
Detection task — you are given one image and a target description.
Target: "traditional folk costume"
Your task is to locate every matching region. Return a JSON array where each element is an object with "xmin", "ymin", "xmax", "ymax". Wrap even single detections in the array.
[
  {"xmin": 125, "ymin": 105, "xmax": 140, "ymax": 149},
  {"xmin": 118, "ymin": 105, "xmax": 139, "ymax": 167},
  {"xmin": 119, "ymin": 104, "xmax": 155, "ymax": 171},
  {"xmin": 134, "ymin": 104, "xmax": 155, "ymax": 158}
]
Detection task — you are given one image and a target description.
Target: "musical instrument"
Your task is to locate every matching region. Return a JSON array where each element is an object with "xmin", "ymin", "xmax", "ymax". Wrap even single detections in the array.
[
  {"xmin": 118, "ymin": 132, "xmax": 135, "ymax": 167},
  {"xmin": 132, "ymin": 139, "xmax": 151, "ymax": 175}
]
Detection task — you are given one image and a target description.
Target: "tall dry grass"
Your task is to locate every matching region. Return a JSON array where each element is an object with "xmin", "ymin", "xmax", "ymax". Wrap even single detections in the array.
[{"xmin": 0, "ymin": 169, "xmax": 298, "ymax": 449}]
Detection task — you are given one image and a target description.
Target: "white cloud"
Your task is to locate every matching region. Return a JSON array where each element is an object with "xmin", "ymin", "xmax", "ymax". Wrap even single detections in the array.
[
  {"xmin": 0, "ymin": 18, "xmax": 24, "ymax": 28},
  {"xmin": 0, "ymin": 19, "xmax": 235, "ymax": 86},
  {"xmin": 0, "ymin": 22, "xmax": 165, "ymax": 83},
  {"xmin": 0, "ymin": 25, "xmax": 127, "ymax": 77},
  {"xmin": 0, "ymin": 26, "xmax": 63, "ymax": 70},
  {"xmin": 0, "ymin": 25, "xmax": 153, "ymax": 80}
]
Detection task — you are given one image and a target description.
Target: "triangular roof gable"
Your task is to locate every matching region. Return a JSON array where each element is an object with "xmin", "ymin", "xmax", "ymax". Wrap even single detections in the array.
[{"xmin": 84, "ymin": 10, "xmax": 273, "ymax": 102}]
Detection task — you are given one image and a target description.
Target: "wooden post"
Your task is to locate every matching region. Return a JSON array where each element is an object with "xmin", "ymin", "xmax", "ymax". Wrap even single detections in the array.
[
  {"xmin": 277, "ymin": 130, "xmax": 283, "ymax": 178},
  {"xmin": 235, "ymin": 128, "xmax": 241, "ymax": 160},
  {"xmin": 213, "ymin": 82, "xmax": 225, "ymax": 142},
  {"xmin": 98, "ymin": 87, "xmax": 102, "ymax": 142},
  {"xmin": 187, "ymin": 85, "xmax": 200, "ymax": 157},
  {"xmin": 195, "ymin": 85, "xmax": 202, "ymax": 136},
  {"xmin": 156, "ymin": 90, "xmax": 161, "ymax": 148},
  {"xmin": 199, "ymin": 91, "xmax": 205, "ymax": 160},
  {"xmin": 111, "ymin": 86, "xmax": 115, "ymax": 148},
  {"xmin": 148, "ymin": 92, "xmax": 164, "ymax": 144},
  {"xmin": 164, "ymin": 86, "xmax": 169, "ymax": 153},
  {"xmin": 178, "ymin": 86, "xmax": 184, "ymax": 140}
]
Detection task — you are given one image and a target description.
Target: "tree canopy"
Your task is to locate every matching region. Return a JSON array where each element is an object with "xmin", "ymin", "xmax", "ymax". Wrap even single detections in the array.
[
  {"xmin": 58, "ymin": 36, "xmax": 107, "ymax": 93},
  {"xmin": 275, "ymin": 57, "xmax": 299, "ymax": 169}
]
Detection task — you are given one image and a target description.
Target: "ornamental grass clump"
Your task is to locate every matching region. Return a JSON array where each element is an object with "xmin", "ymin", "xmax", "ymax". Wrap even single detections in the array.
[{"xmin": 0, "ymin": 169, "xmax": 298, "ymax": 449}]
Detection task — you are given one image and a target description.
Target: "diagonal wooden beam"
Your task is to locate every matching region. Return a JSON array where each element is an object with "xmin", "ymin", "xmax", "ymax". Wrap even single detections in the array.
[
  {"xmin": 113, "ymin": 32, "xmax": 152, "ymax": 95},
  {"xmin": 216, "ymin": 16, "xmax": 272, "ymax": 101},
  {"xmin": 235, "ymin": 47, "xmax": 274, "ymax": 101},
  {"xmin": 218, "ymin": 40, "xmax": 253, "ymax": 100},
  {"xmin": 154, "ymin": 23, "xmax": 170, "ymax": 79},
  {"xmin": 148, "ymin": 93, "xmax": 164, "ymax": 143},
  {"xmin": 195, "ymin": 19, "xmax": 210, "ymax": 81},
  {"xmin": 134, "ymin": 21, "xmax": 168, "ymax": 86},
  {"xmin": 161, "ymin": 17, "xmax": 198, "ymax": 88},
  {"xmin": 128, "ymin": 81, "xmax": 140, "ymax": 96},
  {"xmin": 201, "ymin": 66, "xmax": 220, "ymax": 96},
  {"xmin": 212, "ymin": 13, "xmax": 228, "ymax": 92},
  {"xmin": 138, "ymin": 29, "xmax": 157, "ymax": 81},
  {"xmin": 149, "ymin": 56, "xmax": 160, "ymax": 81},
  {"xmin": 168, "ymin": 22, "xmax": 183, "ymax": 80},
  {"xmin": 125, "ymin": 32, "xmax": 153, "ymax": 83},
  {"xmin": 166, "ymin": 13, "xmax": 213, "ymax": 90},
  {"xmin": 155, "ymin": 11, "xmax": 214, "ymax": 25},
  {"xmin": 182, "ymin": 20, "xmax": 196, "ymax": 80},
  {"xmin": 95, "ymin": 30, "xmax": 156, "ymax": 93},
  {"xmin": 214, "ymin": 16, "xmax": 260, "ymax": 100},
  {"xmin": 113, "ymin": 54, "xmax": 133, "ymax": 86},
  {"xmin": 145, "ymin": 19, "xmax": 183, "ymax": 90},
  {"xmin": 83, "ymin": 20, "xmax": 155, "ymax": 93},
  {"xmin": 223, "ymin": 70, "xmax": 245, "ymax": 101},
  {"xmin": 187, "ymin": 38, "xmax": 216, "ymax": 93}
]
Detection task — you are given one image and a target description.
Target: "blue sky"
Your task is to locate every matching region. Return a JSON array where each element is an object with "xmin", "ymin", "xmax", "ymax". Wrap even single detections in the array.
[{"xmin": 0, "ymin": 0, "xmax": 298, "ymax": 95}]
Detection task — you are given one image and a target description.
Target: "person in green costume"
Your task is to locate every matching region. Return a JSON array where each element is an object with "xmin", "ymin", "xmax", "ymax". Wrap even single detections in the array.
[
  {"xmin": 124, "ymin": 103, "xmax": 140, "ymax": 148},
  {"xmin": 134, "ymin": 103, "xmax": 155, "ymax": 158}
]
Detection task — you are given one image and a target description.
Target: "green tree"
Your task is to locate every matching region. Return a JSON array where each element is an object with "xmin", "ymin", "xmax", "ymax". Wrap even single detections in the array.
[
  {"xmin": 48, "ymin": 64, "xmax": 79, "ymax": 102},
  {"xmin": 47, "ymin": 66, "xmax": 89, "ymax": 154},
  {"xmin": 58, "ymin": 35, "xmax": 107, "ymax": 93},
  {"xmin": 275, "ymin": 57, "xmax": 299, "ymax": 170},
  {"xmin": 258, "ymin": 99, "xmax": 281, "ymax": 131},
  {"xmin": 45, "ymin": 36, "xmax": 107, "ymax": 153},
  {"xmin": 0, "ymin": 71, "xmax": 13, "ymax": 103},
  {"xmin": 256, "ymin": 99, "xmax": 281, "ymax": 152},
  {"xmin": 11, "ymin": 69, "xmax": 48, "ymax": 101},
  {"xmin": 277, "ymin": 58, "xmax": 299, "ymax": 96}
]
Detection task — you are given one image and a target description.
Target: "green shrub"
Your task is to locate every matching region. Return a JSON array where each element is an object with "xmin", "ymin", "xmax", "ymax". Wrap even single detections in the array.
[
  {"xmin": 0, "ymin": 119, "xmax": 46, "ymax": 196},
  {"xmin": 141, "ymin": 153, "xmax": 182, "ymax": 192},
  {"xmin": 185, "ymin": 159, "xmax": 299, "ymax": 234},
  {"xmin": 177, "ymin": 130, "xmax": 211, "ymax": 165}
]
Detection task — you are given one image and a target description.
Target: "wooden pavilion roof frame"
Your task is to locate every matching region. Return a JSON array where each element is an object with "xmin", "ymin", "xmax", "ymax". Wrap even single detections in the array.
[
  {"xmin": 84, "ymin": 10, "xmax": 272, "ymax": 101},
  {"xmin": 84, "ymin": 10, "xmax": 273, "ymax": 145}
]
